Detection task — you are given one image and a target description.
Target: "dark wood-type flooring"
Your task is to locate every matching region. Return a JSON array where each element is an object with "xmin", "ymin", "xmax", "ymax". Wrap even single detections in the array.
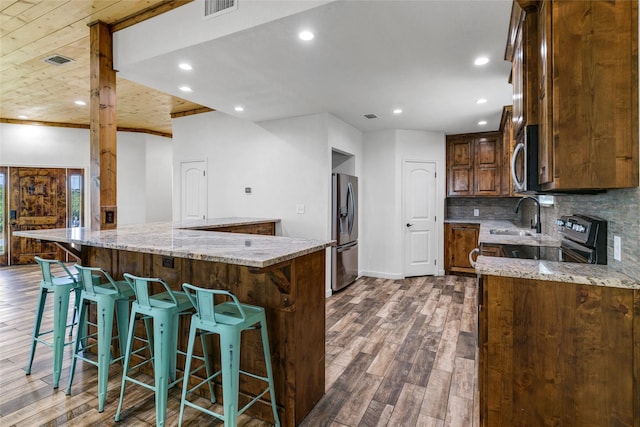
[{"xmin": 0, "ymin": 265, "xmax": 477, "ymax": 426}]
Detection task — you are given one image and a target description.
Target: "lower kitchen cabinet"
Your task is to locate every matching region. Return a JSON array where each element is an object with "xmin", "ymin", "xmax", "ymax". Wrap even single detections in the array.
[
  {"xmin": 444, "ymin": 223, "xmax": 479, "ymax": 275},
  {"xmin": 478, "ymin": 275, "xmax": 639, "ymax": 427}
]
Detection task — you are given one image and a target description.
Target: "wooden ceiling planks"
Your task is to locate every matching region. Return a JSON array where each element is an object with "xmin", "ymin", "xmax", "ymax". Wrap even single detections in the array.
[{"xmin": 0, "ymin": 0, "xmax": 206, "ymax": 137}]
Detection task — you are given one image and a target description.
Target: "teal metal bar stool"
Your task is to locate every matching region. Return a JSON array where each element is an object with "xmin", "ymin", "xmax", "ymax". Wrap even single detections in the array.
[
  {"xmin": 115, "ymin": 273, "xmax": 194, "ymax": 427},
  {"xmin": 26, "ymin": 256, "xmax": 82, "ymax": 388},
  {"xmin": 178, "ymin": 283, "xmax": 280, "ymax": 427},
  {"xmin": 66, "ymin": 265, "xmax": 135, "ymax": 412}
]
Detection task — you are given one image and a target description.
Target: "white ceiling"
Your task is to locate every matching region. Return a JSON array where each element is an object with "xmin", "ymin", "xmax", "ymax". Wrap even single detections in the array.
[{"xmin": 116, "ymin": 0, "xmax": 514, "ymax": 135}]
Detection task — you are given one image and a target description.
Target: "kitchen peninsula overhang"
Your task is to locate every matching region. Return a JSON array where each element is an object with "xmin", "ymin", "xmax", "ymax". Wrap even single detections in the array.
[{"xmin": 14, "ymin": 219, "xmax": 330, "ymax": 270}]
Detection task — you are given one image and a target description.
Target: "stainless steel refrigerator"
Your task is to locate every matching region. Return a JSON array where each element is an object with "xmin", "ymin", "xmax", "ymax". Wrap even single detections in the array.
[{"xmin": 331, "ymin": 173, "xmax": 358, "ymax": 291}]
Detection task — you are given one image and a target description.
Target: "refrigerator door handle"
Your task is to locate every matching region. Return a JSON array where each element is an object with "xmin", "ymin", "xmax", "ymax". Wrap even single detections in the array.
[
  {"xmin": 336, "ymin": 241, "xmax": 357, "ymax": 252},
  {"xmin": 347, "ymin": 181, "xmax": 355, "ymax": 236}
]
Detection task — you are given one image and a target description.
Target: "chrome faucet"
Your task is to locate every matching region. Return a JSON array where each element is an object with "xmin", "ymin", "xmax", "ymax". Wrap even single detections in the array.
[{"xmin": 514, "ymin": 196, "xmax": 542, "ymax": 234}]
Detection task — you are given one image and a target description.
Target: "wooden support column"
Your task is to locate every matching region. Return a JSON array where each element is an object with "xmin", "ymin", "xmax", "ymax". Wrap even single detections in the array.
[{"xmin": 88, "ymin": 21, "xmax": 117, "ymax": 230}]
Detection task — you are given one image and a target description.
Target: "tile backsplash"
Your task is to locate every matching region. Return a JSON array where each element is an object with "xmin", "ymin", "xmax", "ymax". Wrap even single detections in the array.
[
  {"xmin": 524, "ymin": 188, "xmax": 640, "ymax": 280},
  {"xmin": 446, "ymin": 189, "xmax": 639, "ymax": 281},
  {"xmin": 446, "ymin": 197, "xmax": 523, "ymax": 222}
]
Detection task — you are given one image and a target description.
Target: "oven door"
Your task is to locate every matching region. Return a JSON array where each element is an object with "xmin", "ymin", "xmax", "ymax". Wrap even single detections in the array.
[{"xmin": 560, "ymin": 239, "xmax": 594, "ymax": 263}]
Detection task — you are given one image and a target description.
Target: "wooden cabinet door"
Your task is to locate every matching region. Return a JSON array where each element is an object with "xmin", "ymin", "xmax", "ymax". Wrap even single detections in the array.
[
  {"xmin": 475, "ymin": 134, "xmax": 501, "ymax": 196},
  {"xmin": 9, "ymin": 167, "xmax": 68, "ymax": 264},
  {"xmin": 480, "ymin": 275, "xmax": 638, "ymax": 426},
  {"xmin": 500, "ymin": 106, "xmax": 514, "ymax": 196},
  {"xmin": 537, "ymin": 0, "xmax": 553, "ymax": 185},
  {"xmin": 447, "ymin": 138, "xmax": 474, "ymax": 196},
  {"xmin": 444, "ymin": 223, "xmax": 479, "ymax": 274},
  {"xmin": 541, "ymin": 0, "xmax": 638, "ymax": 190},
  {"xmin": 511, "ymin": 19, "xmax": 525, "ymax": 139}
]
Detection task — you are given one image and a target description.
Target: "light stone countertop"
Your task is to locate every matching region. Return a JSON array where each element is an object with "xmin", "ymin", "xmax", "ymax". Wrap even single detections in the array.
[
  {"xmin": 446, "ymin": 218, "xmax": 638, "ymax": 289},
  {"xmin": 14, "ymin": 219, "xmax": 331, "ymax": 269},
  {"xmin": 475, "ymin": 255, "xmax": 639, "ymax": 289},
  {"xmin": 445, "ymin": 218, "xmax": 561, "ymax": 247}
]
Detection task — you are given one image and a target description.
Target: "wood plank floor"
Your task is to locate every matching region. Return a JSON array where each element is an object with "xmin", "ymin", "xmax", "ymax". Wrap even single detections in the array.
[{"xmin": 0, "ymin": 265, "xmax": 478, "ymax": 426}]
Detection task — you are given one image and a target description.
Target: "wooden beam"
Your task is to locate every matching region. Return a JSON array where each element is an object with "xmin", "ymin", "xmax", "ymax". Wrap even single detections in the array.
[
  {"xmin": 110, "ymin": 0, "xmax": 194, "ymax": 32},
  {"xmin": 0, "ymin": 119, "xmax": 172, "ymax": 138},
  {"xmin": 170, "ymin": 106, "xmax": 215, "ymax": 119},
  {"xmin": 89, "ymin": 21, "xmax": 117, "ymax": 231}
]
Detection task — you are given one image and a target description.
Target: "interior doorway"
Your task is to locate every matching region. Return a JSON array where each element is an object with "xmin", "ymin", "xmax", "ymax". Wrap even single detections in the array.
[
  {"xmin": 403, "ymin": 160, "xmax": 438, "ymax": 277},
  {"xmin": 180, "ymin": 160, "xmax": 208, "ymax": 221}
]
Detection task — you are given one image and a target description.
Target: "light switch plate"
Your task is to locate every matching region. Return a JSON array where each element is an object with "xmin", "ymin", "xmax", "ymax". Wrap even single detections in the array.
[
  {"xmin": 614, "ymin": 235, "xmax": 621, "ymax": 261},
  {"xmin": 473, "ymin": 209, "xmax": 479, "ymax": 217},
  {"xmin": 296, "ymin": 204, "xmax": 305, "ymax": 214}
]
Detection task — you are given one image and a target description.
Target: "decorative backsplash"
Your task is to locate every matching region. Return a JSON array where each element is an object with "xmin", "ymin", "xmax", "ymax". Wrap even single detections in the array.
[
  {"xmin": 446, "ymin": 189, "xmax": 640, "ymax": 281},
  {"xmin": 446, "ymin": 197, "xmax": 524, "ymax": 222},
  {"xmin": 532, "ymin": 188, "xmax": 639, "ymax": 280}
]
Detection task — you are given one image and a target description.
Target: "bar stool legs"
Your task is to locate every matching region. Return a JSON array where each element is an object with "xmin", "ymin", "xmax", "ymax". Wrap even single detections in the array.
[
  {"xmin": 178, "ymin": 283, "xmax": 281, "ymax": 427},
  {"xmin": 114, "ymin": 274, "xmax": 194, "ymax": 427},
  {"xmin": 26, "ymin": 257, "xmax": 80, "ymax": 389},
  {"xmin": 66, "ymin": 265, "xmax": 134, "ymax": 412}
]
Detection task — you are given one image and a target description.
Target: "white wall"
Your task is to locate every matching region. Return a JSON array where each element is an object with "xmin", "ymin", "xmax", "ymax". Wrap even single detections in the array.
[
  {"xmin": 172, "ymin": 110, "xmax": 335, "ymax": 240},
  {"xmin": 361, "ymin": 130, "xmax": 399, "ymax": 278},
  {"xmin": 0, "ymin": 123, "xmax": 172, "ymax": 225},
  {"xmin": 361, "ymin": 129, "xmax": 446, "ymax": 279}
]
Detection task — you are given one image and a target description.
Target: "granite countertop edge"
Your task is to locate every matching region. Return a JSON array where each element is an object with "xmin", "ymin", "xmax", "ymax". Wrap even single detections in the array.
[
  {"xmin": 446, "ymin": 218, "xmax": 638, "ymax": 289},
  {"xmin": 475, "ymin": 255, "xmax": 639, "ymax": 289},
  {"xmin": 13, "ymin": 218, "xmax": 331, "ymax": 269}
]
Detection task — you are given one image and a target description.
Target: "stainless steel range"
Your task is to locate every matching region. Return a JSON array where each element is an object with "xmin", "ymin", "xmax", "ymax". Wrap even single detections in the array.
[
  {"xmin": 557, "ymin": 214, "xmax": 607, "ymax": 264},
  {"xmin": 479, "ymin": 214, "xmax": 608, "ymax": 265}
]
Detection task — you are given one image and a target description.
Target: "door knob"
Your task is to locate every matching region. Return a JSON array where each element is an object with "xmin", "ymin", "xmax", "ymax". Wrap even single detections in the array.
[{"xmin": 406, "ymin": 223, "xmax": 414, "ymax": 227}]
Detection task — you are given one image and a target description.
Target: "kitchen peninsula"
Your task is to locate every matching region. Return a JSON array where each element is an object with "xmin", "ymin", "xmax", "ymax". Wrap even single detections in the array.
[{"xmin": 15, "ymin": 218, "xmax": 332, "ymax": 426}]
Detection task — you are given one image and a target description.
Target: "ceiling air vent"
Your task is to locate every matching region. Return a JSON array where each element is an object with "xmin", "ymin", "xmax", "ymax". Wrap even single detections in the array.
[
  {"xmin": 205, "ymin": 0, "xmax": 238, "ymax": 18},
  {"xmin": 364, "ymin": 114, "xmax": 378, "ymax": 119},
  {"xmin": 42, "ymin": 54, "xmax": 74, "ymax": 66}
]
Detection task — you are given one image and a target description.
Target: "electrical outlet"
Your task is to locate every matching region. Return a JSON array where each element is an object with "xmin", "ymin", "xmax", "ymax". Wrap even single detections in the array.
[
  {"xmin": 296, "ymin": 204, "xmax": 305, "ymax": 214},
  {"xmin": 614, "ymin": 235, "xmax": 622, "ymax": 261},
  {"xmin": 473, "ymin": 208, "xmax": 479, "ymax": 217}
]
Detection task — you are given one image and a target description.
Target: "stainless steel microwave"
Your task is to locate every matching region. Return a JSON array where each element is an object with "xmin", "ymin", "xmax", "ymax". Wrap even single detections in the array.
[{"xmin": 511, "ymin": 124, "xmax": 541, "ymax": 193}]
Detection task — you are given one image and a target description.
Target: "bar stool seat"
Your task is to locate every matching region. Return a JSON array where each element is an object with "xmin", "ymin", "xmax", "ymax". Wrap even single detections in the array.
[
  {"xmin": 178, "ymin": 283, "xmax": 281, "ymax": 427},
  {"xmin": 66, "ymin": 265, "xmax": 134, "ymax": 412},
  {"xmin": 26, "ymin": 256, "xmax": 82, "ymax": 388},
  {"xmin": 115, "ymin": 273, "xmax": 194, "ymax": 427}
]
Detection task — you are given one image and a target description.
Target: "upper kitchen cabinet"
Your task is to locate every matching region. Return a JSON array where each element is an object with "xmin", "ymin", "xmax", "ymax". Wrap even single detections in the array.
[
  {"xmin": 499, "ymin": 106, "xmax": 515, "ymax": 196},
  {"xmin": 510, "ymin": 0, "xmax": 639, "ymax": 191},
  {"xmin": 447, "ymin": 132, "xmax": 502, "ymax": 197},
  {"xmin": 505, "ymin": 1, "xmax": 539, "ymax": 140}
]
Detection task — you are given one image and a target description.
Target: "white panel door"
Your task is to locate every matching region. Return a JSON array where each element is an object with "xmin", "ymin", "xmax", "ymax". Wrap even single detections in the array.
[
  {"xmin": 181, "ymin": 160, "xmax": 207, "ymax": 221},
  {"xmin": 403, "ymin": 161, "xmax": 437, "ymax": 277}
]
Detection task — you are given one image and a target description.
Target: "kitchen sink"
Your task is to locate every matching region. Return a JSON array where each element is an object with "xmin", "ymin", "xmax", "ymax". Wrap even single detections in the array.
[{"xmin": 489, "ymin": 229, "xmax": 533, "ymax": 237}]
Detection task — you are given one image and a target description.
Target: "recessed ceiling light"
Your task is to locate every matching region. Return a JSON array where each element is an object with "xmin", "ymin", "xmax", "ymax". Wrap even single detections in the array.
[
  {"xmin": 178, "ymin": 63, "xmax": 192, "ymax": 71},
  {"xmin": 74, "ymin": 100, "xmax": 86, "ymax": 106},
  {"xmin": 234, "ymin": 106, "xmax": 244, "ymax": 112},
  {"xmin": 179, "ymin": 86, "xmax": 192, "ymax": 92},
  {"xmin": 18, "ymin": 115, "xmax": 28, "ymax": 119},
  {"xmin": 478, "ymin": 120, "xmax": 488, "ymax": 126},
  {"xmin": 476, "ymin": 98, "xmax": 488, "ymax": 104},
  {"xmin": 299, "ymin": 30, "xmax": 314, "ymax": 41},
  {"xmin": 474, "ymin": 57, "xmax": 490, "ymax": 66},
  {"xmin": 393, "ymin": 109, "xmax": 403, "ymax": 114}
]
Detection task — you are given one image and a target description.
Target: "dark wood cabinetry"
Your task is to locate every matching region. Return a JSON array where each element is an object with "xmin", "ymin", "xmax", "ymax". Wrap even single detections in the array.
[
  {"xmin": 479, "ymin": 275, "xmax": 639, "ymax": 426},
  {"xmin": 507, "ymin": 0, "xmax": 638, "ymax": 191},
  {"xmin": 444, "ymin": 223, "xmax": 479, "ymax": 274},
  {"xmin": 446, "ymin": 132, "xmax": 502, "ymax": 197},
  {"xmin": 506, "ymin": 2, "xmax": 538, "ymax": 140},
  {"xmin": 499, "ymin": 106, "xmax": 514, "ymax": 196},
  {"xmin": 201, "ymin": 221, "xmax": 276, "ymax": 236}
]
